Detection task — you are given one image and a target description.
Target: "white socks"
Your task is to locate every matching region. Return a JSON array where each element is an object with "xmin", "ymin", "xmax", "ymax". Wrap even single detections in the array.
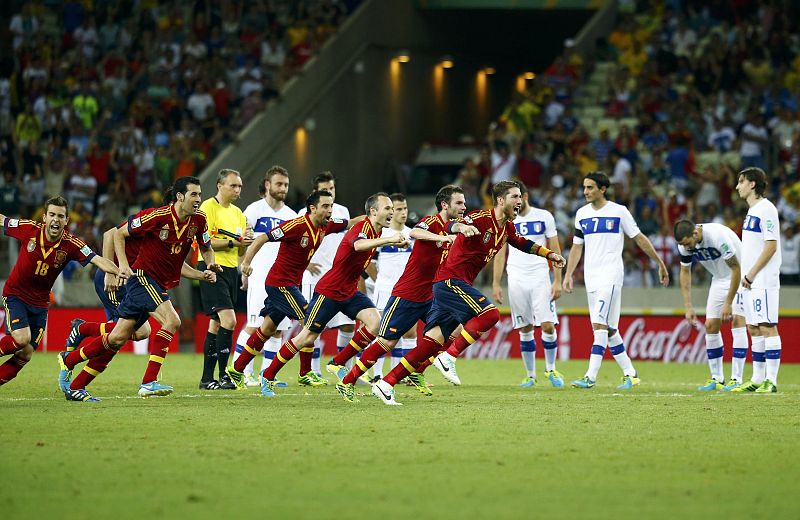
[
  {"xmin": 586, "ymin": 329, "xmax": 608, "ymax": 381},
  {"xmin": 705, "ymin": 332, "xmax": 724, "ymax": 382},
  {"xmin": 730, "ymin": 327, "xmax": 748, "ymax": 382},
  {"xmin": 764, "ymin": 335, "xmax": 782, "ymax": 384},
  {"xmin": 750, "ymin": 336, "xmax": 766, "ymax": 384}
]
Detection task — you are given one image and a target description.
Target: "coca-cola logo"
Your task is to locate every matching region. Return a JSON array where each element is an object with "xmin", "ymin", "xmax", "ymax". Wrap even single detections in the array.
[
  {"xmin": 463, "ymin": 318, "xmax": 514, "ymax": 359},
  {"xmin": 624, "ymin": 318, "xmax": 706, "ymax": 363}
]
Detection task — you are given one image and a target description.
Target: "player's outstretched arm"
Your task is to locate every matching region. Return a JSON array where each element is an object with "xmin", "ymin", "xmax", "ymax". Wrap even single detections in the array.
[
  {"xmin": 563, "ymin": 243, "xmax": 583, "ymax": 293},
  {"xmin": 741, "ymin": 240, "xmax": 777, "ymax": 289},
  {"xmin": 101, "ymin": 226, "xmax": 120, "ymax": 291},
  {"xmin": 450, "ymin": 222, "xmax": 479, "ymax": 237},
  {"xmin": 547, "ymin": 235, "xmax": 563, "ymax": 300},
  {"xmin": 409, "ymin": 227, "xmax": 455, "ymax": 245},
  {"xmin": 114, "ymin": 225, "xmax": 133, "ymax": 279},
  {"xmin": 679, "ymin": 265, "xmax": 697, "ymax": 325},
  {"xmin": 492, "ymin": 244, "xmax": 508, "ymax": 304},
  {"xmin": 353, "ymin": 233, "xmax": 409, "ymax": 252},
  {"xmin": 90, "ymin": 255, "xmax": 121, "ymax": 278},
  {"xmin": 181, "ymin": 261, "xmax": 217, "ymax": 283},
  {"xmin": 199, "ymin": 243, "xmax": 222, "ymax": 273},
  {"xmin": 346, "ymin": 215, "xmax": 367, "ymax": 229},
  {"xmin": 633, "ymin": 233, "xmax": 669, "ymax": 286},
  {"xmin": 240, "ymin": 233, "xmax": 269, "ymax": 276}
]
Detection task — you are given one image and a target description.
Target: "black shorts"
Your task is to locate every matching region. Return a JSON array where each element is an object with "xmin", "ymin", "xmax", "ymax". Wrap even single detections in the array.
[{"xmin": 199, "ymin": 263, "xmax": 240, "ymax": 318}]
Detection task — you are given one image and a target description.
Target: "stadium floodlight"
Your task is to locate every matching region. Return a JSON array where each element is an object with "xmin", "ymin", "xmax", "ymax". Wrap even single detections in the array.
[
  {"xmin": 394, "ymin": 50, "xmax": 411, "ymax": 63},
  {"xmin": 483, "ymin": 67, "xmax": 496, "ymax": 75},
  {"xmin": 523, "ymin": 71, "xmax": 536, "ymax": 79},
  {"xmin": 439, "ymin": 56, "xmax": 454, "ymax": 69}
]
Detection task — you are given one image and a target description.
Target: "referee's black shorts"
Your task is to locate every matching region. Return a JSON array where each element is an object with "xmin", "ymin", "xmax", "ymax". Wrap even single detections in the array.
[{"xmin": 198, "ymin": 262, "xmax": 240, "ymax": 318}]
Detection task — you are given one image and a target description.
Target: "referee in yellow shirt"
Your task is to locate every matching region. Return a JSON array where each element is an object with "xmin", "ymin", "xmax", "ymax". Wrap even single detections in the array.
[{"xmin": 199, "ymin": 169, "xmax": 254, "ymax": 389}]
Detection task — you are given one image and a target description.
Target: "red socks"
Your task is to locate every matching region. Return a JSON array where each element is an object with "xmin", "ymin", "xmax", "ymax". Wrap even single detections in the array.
[
  {"xmin": 262, "ymin": 339, "xmax": 299, "ymax": 380},
  {"xmin": 0, "ymin": 356, "xmax": 28, "ymax": 385},
  {"xmin": 332, "ymin": 327, "xmax": 377, "ymax": 365},
  {"xmin": 234, "ymin": 328, "xmax": 268, "ymax": 372},
  {"xmin": 342, "ymin": 339, "xmax": 393, "ymax": 385},
  {"xmin": 0, "ymin": 335, "xmax": 24, "ymax": 356},
  {"xmin": 64, "ymin": 334, "xmax": 113, "ymax": 369},
  {"xmin": 384, "ymin": 336, "xmax": 443, "ymax": 386},
  {"xmin": 78, "ymin": 321, "xmax": 116, "ymax": 338},
  {"xmin": 446, "ymin": 308, "xmax": 500, "ymax": 357},
  {"xmin": 142, "ymin": 329, "xmax": 173, "ymax": 384},
  {"xmin": 299, "ymin": 347, "xmax": 314, "ymax": 376},
  {"xmin": 70, "ymin": 349, "xmax": 117, "ymax": 390}
]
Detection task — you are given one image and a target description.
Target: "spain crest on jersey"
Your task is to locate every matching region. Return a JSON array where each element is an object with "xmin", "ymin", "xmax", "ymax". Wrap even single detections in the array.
[
  {"xmin": 188, "ymin": 224, "xmax": 198, "ymax": 240},
  {"xmin": 27, "ymin": 238, "xmax": 35, "ymax": 252},
  {"xmin": 54, "ymin": 250, "xmax": 67, "ymax": 267},
  {"xmin": 483, "ymin": 230, "xmax": 492, "ymax": 244},
  {"xmin": 300, "ymin": 235, "xmax": 309, "ymax": 248},
  {"xmin": 159, "ymin": 224, "xmax": 169, "ymax": 241}
]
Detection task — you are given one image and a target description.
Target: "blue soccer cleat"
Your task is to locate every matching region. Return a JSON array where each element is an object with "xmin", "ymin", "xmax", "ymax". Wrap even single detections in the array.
[
  {"xmin": 721, "ymin": 379, "xmax": 742, "ymax": 391},
  {"xmin": 138, "ymin": 381, "xmax": 174, "ymax": 398},
  {"xmin": 617, "ymin": 375, "xmax": 641, "ymax": 390},
  {"xmin": 65, "ymin": 388, "xmax": 100, "ymax": 402},
  {"xmin": 260, "ymin": 377, "xmax": 276, "ymax": 397},
  {"xmin": 519, "ymin": 377, "xmax": 537, "ymax": 388},
  {"xmin": 325, "ymin": 361, "xmax": 348, "ymax": 382},
  {"xmin": 571, "ymin": 376, "xmax": 595, "ymax": 389},
  {"xmin": 65, "ymin": 318, "xmax": 86, "ymax": 351},
  {"xmin": 698, "ymin": 379, "xmax": 724, "ymax": 391},
  {"xmin": 545, "ymin": 370, "xmax": 565, "ymax": 388},
  {"xmin": 57, "ymin": 351, "xmax": 72, "ymax": 393}
]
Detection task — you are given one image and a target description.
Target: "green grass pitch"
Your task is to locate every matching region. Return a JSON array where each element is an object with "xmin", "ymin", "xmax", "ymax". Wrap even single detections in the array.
[{"xmin": 2, "ymin": 354, "xmax": 798, "ymax": 519}]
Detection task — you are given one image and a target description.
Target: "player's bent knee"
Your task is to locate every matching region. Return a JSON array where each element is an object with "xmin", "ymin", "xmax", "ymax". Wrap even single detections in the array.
[
  {"xmin": 15, "ymin": 345, "xmax": 34, "ymax": 361},
  {"xmin": 540, "ymin": 323, "xmax": 555, "ymax": 334},
  {"xmin": 10, "ymin": 329, "xmax": 31, "ymax": 347},
  {"xmin": 704, "ymin": 319, "xmax": 721, "ymax": 334}
]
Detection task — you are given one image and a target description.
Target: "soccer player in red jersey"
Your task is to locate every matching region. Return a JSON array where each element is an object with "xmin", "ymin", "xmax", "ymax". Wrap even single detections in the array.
[
  {"xmin": 57, "ymin": 177, "xmax": 219, "ymax": 401},
  {"xmin": 372, "ymin": 181, "xmax": 566, "ymax": 405},
  {"xmin": 258, "ymin": 192, "xmax": 409, "ymax": 396},
  {"xmin": 332, "ymin": 185, "xmax": 479, "ymax": 402},
  {"xmin": 224, "ymin": 189, "xmax": 359, "ymax": 389},
  {"xmin": 0, "ymin": 196, "xmax": 120, "ymax": 387}
]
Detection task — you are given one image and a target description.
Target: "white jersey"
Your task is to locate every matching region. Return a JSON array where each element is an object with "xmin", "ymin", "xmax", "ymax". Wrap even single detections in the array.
[
  {"xmin": 507, "ymin": 206, "xmax": 557, "ymax": 279},
  {"xmin": 374, "ymin": 226, "xmax": 413, "ymax": 295},
  {"xmin": 742, "ymin": 198, "xmax": 782, "ymax": 289},
  {"xmin": 677, "ymin": 223, "xmax": 742, "ymax": 288},
  {"xmin": 573, "ymin": 201, "xmax": 640, "ymax": 291},
  {"xmin": 243, "ymin": 199, "xmax": 298, "ymax": 283},
  {"xmin": 301, "ymin": 202, "xmax": 351, "ymax": 285}
]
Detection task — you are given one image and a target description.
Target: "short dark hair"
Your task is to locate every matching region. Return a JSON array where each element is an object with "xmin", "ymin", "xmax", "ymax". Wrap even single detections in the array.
[
  {"xmin": 166, "ymin": 176, "xmax": 201, "ymax": 202},
  {"xmin": 739, "ymin": 167, "xmax": 767, "ymax": 196},
  {"xmin": 584, "ymin": 171, "xmax": 610, "ymax": 190},
  {"xmin": 44, "ymin": 195, "xmax": 69, "ymax": 214},
  {"xmin": 434, "ymin": 185, "xmax": 464, "ymax": 212},
  {"xmin": 312, "ymin": 171, "xmax": 335, "ymax": 190},
  {"xmin": 492, "ymin": 180, "xmax": 520, "ymax": 203},
  {"xmin": 365, "ymin": 192, "xmax": 389, "ymax": 214},
  {"xmin": 259, "ymin": 165, "xmax": 289, "ymax": 196},
  {"xmin": 674, "ymin": 219, "xmax": 696, "ymax": 241},
  {"xmin": 305, "ymin": 189, "xmax": 332, "ymax": 212},
  {"xmin": 389, "ymin": 192, "xmax": 406, "ymax": 203}
]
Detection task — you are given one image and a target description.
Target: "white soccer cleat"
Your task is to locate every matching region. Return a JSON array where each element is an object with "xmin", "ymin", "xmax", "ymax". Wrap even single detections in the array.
[
  {"xmin": 371, "ymin": 380, "xmax": 402, "ymax": 406},
  {"xmin": 434, "ymin": 352, "xmax": 461, "ymax": 386}
]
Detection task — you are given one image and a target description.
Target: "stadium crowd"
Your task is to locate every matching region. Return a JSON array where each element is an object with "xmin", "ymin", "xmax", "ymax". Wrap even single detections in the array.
[
  {"xmin": 453, "ymin": 0, "xmax": 800, "ymax": 286},
  {"xmin": 0, "ymin": 0, "xmax": 355, "ymax": 266}
]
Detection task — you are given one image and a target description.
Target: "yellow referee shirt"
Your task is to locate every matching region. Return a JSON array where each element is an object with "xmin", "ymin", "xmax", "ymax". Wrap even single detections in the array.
[{"xmin": 199, "ymin": 196, "xmax": 246, "ymax": 268}]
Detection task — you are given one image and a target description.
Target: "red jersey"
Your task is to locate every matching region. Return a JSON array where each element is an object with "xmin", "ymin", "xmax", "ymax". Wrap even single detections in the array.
[
  {"xmin": 392, "ymin": 214, "xmax": 452, "ymax": 302},
  {"xmin": 128, "ymin": 204, "xmax": 211, "ymax": 290},
  {"xmin": 265, "ymin": 214, "xmax": 348, "ymax": 287},
  {"xmin": 315, "ymin": 218, "xmax": 379, "ymax": 300},
  {"xmin": 435, "ymin": 209, "xmax": 530, "ymax": 285},
  {"xmin": 3, "ymin": 218, "xmax": 96, "ymax": 307},
  {"xmin": 113, "ymin": 208, "xmax": 156, "ymax": 265}
]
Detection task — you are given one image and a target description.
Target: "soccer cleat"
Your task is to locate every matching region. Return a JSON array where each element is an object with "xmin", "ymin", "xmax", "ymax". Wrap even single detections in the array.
[
  {"xmin": 519, "ymin": 377, "xmax": 537, "ymax": 388},
  {"xmin": 325, "ymin": 361, "xmax": 348, "ymax": 382},
  {"xmin": 358, "ymin": 373, "xmax": 373, "ymax": 385},
  {"xmin": 65, "ymin": 318, "xmax": 86, "ymax": 351},
  {"xmin": 369, "ymin": 375, "xmax": 382, "ymax": 384},
  {"xmin": 260, "ymin": 377, "xmax": 276, "ymax": 397},
  {"xmin": 245, "ymin": 374, "xmax": 261, "ymax": 387},
  {"xmin": 224, "ymin": 366, "xmax": 247, "ymax": 390},
  {"xmin": 138, "ymin": 381, "xmax": 174, "ymax": 398},
  {"xmin": 617, "ymin": 375, "xmax": 641, "ymax": 390},
  {"xmin": 571, "ymin": 376, "xmax": 595, "ymax": 389},
  {"xmin": 217, "ymin": 374, "xmax": 236, "ymax": 390},
  {"xmin": 730, "ymin": 381, "xmax": 760, "ymax": 393},
  {"xmin": 698, "ymin": 379, "xmax": 724, "ymax": 391},
  {"xmin": 434, "ymin": 353, "xmax": 461, "ymax": 386},
  {"xmin": 545, "ymin": 370, "xmax": 565, "ymax": 388},
  {"xmin": 755, "ymin": 379, "xmax": 778, "ymax": 393},
  {"xmin": 57, "ymin": 351, "xmax": 72, "ymax": 393},
  {"xmin": 407, "ymin": 372, "xmax": 433, "ymax": 396},
  {"xmin": 65, "ymin": 388, "xmax": 100, "ymax": 402},
  {"xmin": 198, "ymin": 380, "xmax": 220, "ymax": 390},
  {"xmin": 335, "ymin": 381, "xmax": 359, "ymax": 403},
  {"xmin": 371, "ymin": 380, "xmax": 402, "ymax": 406},
  {"xmin": 721, "ymin": 379, "xmax": 742, "ymax": 391},
  {"xmin": 298, "ymin": 372, "xmax": 328, "ymax": 387}
]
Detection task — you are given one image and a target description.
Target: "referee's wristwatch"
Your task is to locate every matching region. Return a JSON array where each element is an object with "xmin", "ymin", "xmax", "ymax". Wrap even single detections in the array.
[{"xmin": 228, "ymin": 239, "xmax": 234, "ymax": 249}]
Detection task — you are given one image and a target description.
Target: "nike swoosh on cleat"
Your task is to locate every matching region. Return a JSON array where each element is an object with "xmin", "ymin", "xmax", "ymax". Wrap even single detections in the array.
[
  {"xmin": 438, "ymin": 361, "xmax": 449, "ymax": 372},
  {"xmin": 377, "ymin": 386, "xmax": 392, "ymax": 400}
]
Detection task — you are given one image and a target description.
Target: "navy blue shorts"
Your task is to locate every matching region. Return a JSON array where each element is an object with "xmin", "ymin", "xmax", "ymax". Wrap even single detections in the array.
[
  {"xmin": 2, "ymin": 296, "xmax": 48, "ymax": 350},
  {"xmin": 94, "ymin": 268, "xmax": 126, "ymax": 321},
  {"xmin": 425, "ymin": 279, "xmax": 494, "ymax": 339},
  {"xmin": 116, "ymin": 270, "xmax": 170, "ymax": 324},
  {"xmin": 304, "ymin": 291, "xmax": 375, "ymax": 334},
  {"xmin": 378, "ymin": 296, "xmax": 431, "ymax": 340},
  {"xmin": 260, "ymin": 285, "xmax": 307, "ymax": 327}
]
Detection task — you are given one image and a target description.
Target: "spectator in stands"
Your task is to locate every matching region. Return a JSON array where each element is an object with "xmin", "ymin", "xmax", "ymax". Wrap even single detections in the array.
[
  {"xmin": 740, "ymin": 109, "xmax": 769, "ymax": 169},
  {"xmin": 590, "ymin": 127, "xmax": 614, "ymax": 164},
  {"xmin": 66, "ymin": 162, "xmax": 98, "ymax": 215},
  {"xmin": 0, "ymin": 170, "xmax": 21, "ymax": 217},
  {"xmin": 706, "ymin": 118, "xmax": 736, "ymax": 152},
  {"xmin": 780, "ymin": 223, "xmax": 800, "ymax": 285}
]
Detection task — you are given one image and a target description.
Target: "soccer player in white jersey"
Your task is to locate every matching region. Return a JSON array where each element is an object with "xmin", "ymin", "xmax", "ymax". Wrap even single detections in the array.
[
  {"xmin": 300, "ymin": 172, "xmax": 353, "ymax": 376},
  {"xmin": 492, "ymin": 187, "xmax": 564, "ymax": 388},
  {"xmin": 233, "ymin": 166, "xmax": 298, "ymax": 387},
  {"xmin": 674, "ymin": 220, "xmax": 749, "ymax": 390},
  {"xmin": 370, "ymin": 193, "xmax": 414, "ymax": 381},
  {"xmin": 564, "ymin": 172, "xmax": 669, "ymax": 389},
  {"xmin": 732, "ymin": 167, "xmax": 783, "ymax": 393}
]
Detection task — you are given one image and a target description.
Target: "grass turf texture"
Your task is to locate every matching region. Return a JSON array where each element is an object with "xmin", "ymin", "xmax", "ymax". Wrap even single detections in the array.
[{"xmin": 2, "ymin": 354, "xmax": 798, "ymax": 519}]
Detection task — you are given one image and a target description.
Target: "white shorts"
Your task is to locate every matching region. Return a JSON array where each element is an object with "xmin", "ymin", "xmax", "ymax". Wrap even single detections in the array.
[
  {"xmin": 302, "ymin": 282, "xmax": 354, "ymax": 328},
  {"xmin": 247, "ymin": 281, "xmax": 292, "ymax": 331},
  {"xmin": 373, "ymin": 286, "xmax": 393, "ymax": 311},
  {"xmin": 705, "ymin": 285, "xmax": 745, "ymax": 320},
  {"xmin": 507, "ymin": 273, "xmax": 558, "ymax": 329},
  {"xmin": 743, "ymin": 288, "xmax": 779, "ymax": 326},
  {"xmin": 587, "ymin": 284, "xmax": 622, "ymax": 330}
]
